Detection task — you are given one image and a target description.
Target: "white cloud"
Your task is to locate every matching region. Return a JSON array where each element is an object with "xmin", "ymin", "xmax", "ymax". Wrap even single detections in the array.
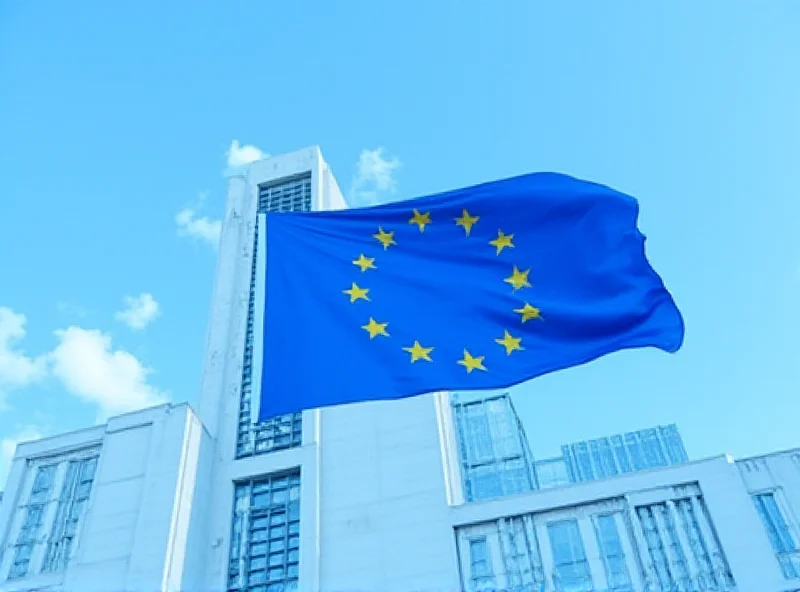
[
  {"xmin": 0, "ymin": 427, "xmax": 43, "ymax": 485},
  {"xmin": 176, "ymin": 208, "xmax": 221, "ymax": 248},
  {"xmin": 227, "ymin": 140, "xmax": 267, "ymax": 168},
  {"xmin": 0, "ymin": 308, "xmax": 47, "ymax": 403},
  {"xmin": 49, "ymin": 326, "xmax": 167, "ymax": 419},
  {"xmin": 349, "ymin": 147, "xmax": 402, "ymax": 206},
  {"xmin": 115, "ymin": 293, "xmax": 160, "ymax": 331}
]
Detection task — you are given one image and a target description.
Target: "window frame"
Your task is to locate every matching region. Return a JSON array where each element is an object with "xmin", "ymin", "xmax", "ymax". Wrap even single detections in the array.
[
  {"xmin": 545, "ymin": 518, "xmax": 593, "ymax": 590},
  {"xmin": 592, "ymin": 512, "xmax": 633, "ymax": 591},
  {"xmin": 752, "ymin": 488, "xmax": 800, "ymax": 580},
  {"xmin": 6, "ymin": 446, "xmax": 100, "ymax": 580},
  {"xmin": 227, "ymin": 471, "xmax": 302, "ymax": 591}
]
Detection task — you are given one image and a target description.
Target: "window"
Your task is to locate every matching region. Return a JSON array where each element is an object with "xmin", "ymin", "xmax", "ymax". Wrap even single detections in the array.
[
  {"xmin": 640, "ymin": 428, "xmax": 667, "ymax": 468},
  {"xmin": 573, "ymin": 442, "xmax": 595, "ymax": 482},
  {"xmin": 534, "ymin": 457, "xmax": 571, "ymax": 489},
  {"xmin": 610, "ymin": 435, "xmax": 632, "ymax": 474},
  {"xmin": 593, "ymin": 437, "xmax": 619, "ymax": 479},
  {"xmin": 9, "ymin": 465, "xmax": 56, "ymax": 579},
  {"xmin": 636, "ymin": 505, "xmax": 674, "ymax": 589},
  {"xmin": 659, "ymin": 424, "xmax": 688, "ymax": 464},
  {"xmin": 457, "ymin": 517, "xmax": 546, "ymax": 592},
  {"xmin": 562, "ymin": 442, "xmax": 596, "ymax": 483},
  {"xmin": 594, "ymin": 514, "xmax": 631, "ymax": 591},
  {"xmin": 7, "ymin": 451, "xmax": 100, "ymax": 580},
  {"xmin": 42, "ymin": 456, "xmax": 98, "ymax": 572},
  {"xmin": 624, "ymin": 433, "xmax": 645, "ymax": 471},
  {"xmin": 636, "ymin": 499, "xmax": 734, "ymax": 590},
  {"xmin": 547, "ymin": 520, "xmax": 592, "ymax": 591},
  {"xmin": 463, "ymin": 402, "xmax": 494, "ymax": 464},
  {"xmin": 503, "ymin": 516, "xmax": 545, "ymax": 588},
  {"xmin": 468, "ymin": 538, "xmax": 494, "ymax": 589},
  {"xmin": 469, "ymin": 464, "xmax": 503, "ymax": 501},
  {"xmin": 659, "ymin": 504, "xmax": 691, "ymax": 588},
  {"xmin": 674, "ymin": 498, "xmax": 733, "ymax": 588},
  {"xmin": 236, "ymin": 176, "xmax": 311, "ymax": 459},
  {"xmin": 499, "ymin": 457, "xmax": 533, "ymax": 495},
  {"xmin": 485, "ymin": 397, "xmax": 520, "ymax": 459},
  {"xmin": 228, "ymin": 472, "xmax": 301, "ymax": 591},
  {"xmin": 754, "ymin": 492, "xmax": 800, "ymax": 579},
  {"xmin": 452, "ymin": 393, "xmax": 536, "ymax": 502}
]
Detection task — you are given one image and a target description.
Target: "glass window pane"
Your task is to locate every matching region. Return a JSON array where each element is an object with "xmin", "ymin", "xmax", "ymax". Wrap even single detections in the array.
[
  {"xmin": 250, "ymin": 556, "xmax": 267, "ymax": 571},
  {"xmin": 595, "ymin": 515, "xmax": 631, "ymax": 589},
  {"xmin": 754, "ymin": 492, "xmax": 800, "ymax": 578},
  {"xmin": 547, "ymin": 520, "xmax": 592, "ymax": 590},
  {"xmin": 229, "ymin": 472, "xmax": 301, "ymax": 590},
  {"xmin": 610, "ymin": 435, "xmax": 632, "ymax": 473}
]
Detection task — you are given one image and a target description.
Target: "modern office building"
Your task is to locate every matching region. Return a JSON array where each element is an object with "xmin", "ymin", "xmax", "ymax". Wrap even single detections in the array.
[{"xmin": 0, "ymin": 147, "xmax": 799, "ymax": 592}]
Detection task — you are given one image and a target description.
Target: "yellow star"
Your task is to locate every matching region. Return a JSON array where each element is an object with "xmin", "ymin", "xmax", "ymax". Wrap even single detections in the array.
[
  {"xmin": 409, "ymin": 209, "xmax": 431, "ymax": 232},
  {"xmin": 343, "ymin": 282, "xmax": 370, "ymax": 303},
  {"xmin": 352, "ymin": 254, "xmax": 376, "ymax": 272},
  {"xmin": 504, "ymin": 266, "xmax": 531, "ymax": 291},
  {"xmin": 489, "ymin": 229, "xmax": 514, "ymax": 255},
  {"xmin": 514, "ymin": 302, "xmax": 543, "ymax": 323},
  {"xmin": 402, "ymin": 340, "xmax": 434, "ymax": 362},
  {"xmin": 457, "ymin": 349, "xmax": 487, "ymax": 373},
  {"xmin": 373, "ymin": 226, "xmax": 396, "ymax": 250},
  {"xmin": 361, "ymin": 317, "xmax": 389, "ymax": 339},
  {"xmin": 495, "ymin": 330, "xmax": 524, "ymax": 356},
  {"xmin": 455, "ymin": 209, "xmax": 479, "ymax": 236}
]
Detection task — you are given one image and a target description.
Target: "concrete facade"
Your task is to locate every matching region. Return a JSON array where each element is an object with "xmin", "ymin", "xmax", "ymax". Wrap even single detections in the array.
[
  {"xmin": 1, "ymin": 147, "xmax": 798, "ymax": 592},
  {"xmin": 0, "ymin": 403, "xmax": 213, "ymax": 592}
]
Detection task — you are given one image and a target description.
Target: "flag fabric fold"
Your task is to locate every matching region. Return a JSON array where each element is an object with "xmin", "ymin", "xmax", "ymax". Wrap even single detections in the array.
[{"xmin": 258, "ymin": 172, "xmax": 683, "ymax": 420}]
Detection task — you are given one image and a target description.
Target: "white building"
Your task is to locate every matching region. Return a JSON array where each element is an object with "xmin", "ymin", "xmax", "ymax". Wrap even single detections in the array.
[{"xmin": 1, "ymin": 147, "xmax": 799, "ymax": 592}]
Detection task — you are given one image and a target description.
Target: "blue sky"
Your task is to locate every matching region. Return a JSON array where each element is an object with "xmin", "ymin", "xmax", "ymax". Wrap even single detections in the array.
[{"xmin": 1, "ymin": 1, "xmax": 799, "ymax": 481}]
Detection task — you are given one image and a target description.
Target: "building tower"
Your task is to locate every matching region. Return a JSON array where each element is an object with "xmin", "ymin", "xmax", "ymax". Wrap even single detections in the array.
[{"xmin": 196, "ymin": 147, "xmax": 464, "ymax": 592}]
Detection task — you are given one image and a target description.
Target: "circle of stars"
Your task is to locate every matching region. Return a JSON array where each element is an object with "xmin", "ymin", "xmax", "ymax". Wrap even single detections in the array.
[{"xmin": 342, "ymin": 205, "xmax": 544, "ymax": 374}]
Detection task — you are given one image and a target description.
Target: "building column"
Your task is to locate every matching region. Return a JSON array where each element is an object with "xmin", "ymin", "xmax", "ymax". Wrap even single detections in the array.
[
  {"xmin": 615, "ymin": 511, "xmax": 646, "ymax": 591},
  {"xmin": 522, "ymin": 514, "xmax": 546, "ymax": 587},
  {"xmin": 652, "ymin": 504, "xmax": 686, "ymax": 586},
  {"xmin": 691, "ymin": 496, "xmax": 733, "ymax": 588},
  {"xmin": 626, "ymin": 504, "xmax": 659, "ymax": 590},
  {"xmin": 197, "ymin": 172, "xmax": 248, "ymax": 439},
  {"xmin": 667, "ymin": 500, "xmax": 701, "ymax": 584},
  {"xmin": 579, "ymin": 516, "xmax": 607, "ymax": 591}
]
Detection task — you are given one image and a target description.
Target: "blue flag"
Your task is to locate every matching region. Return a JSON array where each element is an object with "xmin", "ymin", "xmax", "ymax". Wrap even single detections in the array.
[{"xmin": 257, "ymin": 172, "xmax": 683, "ymax": 420}]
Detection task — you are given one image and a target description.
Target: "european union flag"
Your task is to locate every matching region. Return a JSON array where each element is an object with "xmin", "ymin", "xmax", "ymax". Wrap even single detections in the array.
[{"xmin": 258, "ymin": 172, "xmax": 683, "ymax": 420}]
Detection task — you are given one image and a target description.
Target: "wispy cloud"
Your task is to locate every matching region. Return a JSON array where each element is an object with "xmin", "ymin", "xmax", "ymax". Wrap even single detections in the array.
[
  {"xmin": 176, "ymin": 207, "xmax": 222, "ymax": 248},
  {"xmin": 0, "ymin": 426, "xmax": 44, "ymax": 484},
  {"xmin": 227, "ymin": 140, "xmax": 267, "ymax": 168},
  {"xmin": 349, "ymin": 147, "xmax": 402, "ymax": 207},
  {"xmin": 49, "ymin": 326, "xmax": 168, "ymax": 420},
  {"xmin": 0, "ymin": 307, "xmax": 47, "ymax": 406},
  {"xmin": 115, "ymin": 293, "xmax": 160, "ymax": 331}
]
